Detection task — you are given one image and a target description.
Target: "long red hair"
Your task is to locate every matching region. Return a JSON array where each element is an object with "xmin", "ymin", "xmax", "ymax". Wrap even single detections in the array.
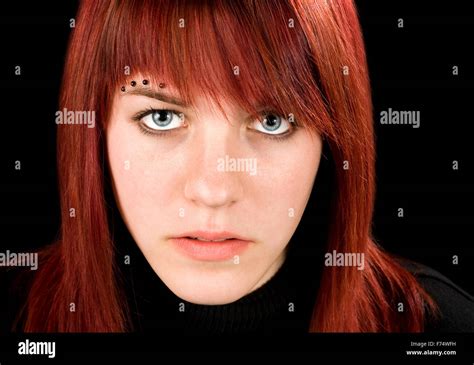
[{"xmin": 22, "ymin": 0, "xmax": 435, "ymax": 332}]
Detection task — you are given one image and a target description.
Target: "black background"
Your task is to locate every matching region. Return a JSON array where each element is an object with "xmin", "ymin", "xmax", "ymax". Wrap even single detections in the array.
[
  {"xmin": 0, "ymin": 0, "xmax": 473, "ymax": 362},
  {"xmin": 0, "ymin": 0, "xmax": 472, "ymax": 307}
]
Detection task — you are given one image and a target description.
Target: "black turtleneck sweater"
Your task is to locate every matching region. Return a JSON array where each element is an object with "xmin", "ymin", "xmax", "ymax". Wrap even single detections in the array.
[{"xmin": 1, "ymin": 218, "xmax": 474, "ymax": 333}]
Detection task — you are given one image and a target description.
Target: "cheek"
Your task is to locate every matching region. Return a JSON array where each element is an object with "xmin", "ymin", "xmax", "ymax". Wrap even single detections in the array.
[
  {"xmin": 246, "ymin": 135, "xmax": 321, "ymax": 250},
  {"xmin": 106, "ymin": 122, "xmax": 183, "ymax": 243}
]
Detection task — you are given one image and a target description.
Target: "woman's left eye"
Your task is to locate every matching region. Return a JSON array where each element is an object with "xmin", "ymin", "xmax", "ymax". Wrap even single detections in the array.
[
  {"xmin": 249, "ymin": 113, "xmax": 293, "ymax": 135},
  {"xmin": 135, "ymin": 109, "xmax": 185, "ymax": 131}
]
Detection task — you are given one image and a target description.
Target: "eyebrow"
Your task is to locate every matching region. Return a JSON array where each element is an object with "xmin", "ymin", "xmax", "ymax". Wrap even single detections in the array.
[{"xmin": 126, "ymin": 88, "xmax": 189, "ymax": 108}]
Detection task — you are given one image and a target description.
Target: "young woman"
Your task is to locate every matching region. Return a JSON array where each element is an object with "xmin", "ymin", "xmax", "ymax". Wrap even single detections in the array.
[{"xmin": 3, "ymin": 0, "xmax": 474, "ymax": 333}]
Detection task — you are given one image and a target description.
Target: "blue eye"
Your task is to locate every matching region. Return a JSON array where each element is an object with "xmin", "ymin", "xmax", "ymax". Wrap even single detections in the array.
[
  {"xmin": 152, "ymin": 110, "xmax": 173, "ymax": 127},
  {"xmin": 262, "ymin": 114, "xmax": 282, "ymax": 131},
  {"xmin": 250, "ymin": 113, "xmax": 292, "ymax": 135},
  {"xmin": 139, "ymin": 109, "xmax": 185, "ymax": 131}
]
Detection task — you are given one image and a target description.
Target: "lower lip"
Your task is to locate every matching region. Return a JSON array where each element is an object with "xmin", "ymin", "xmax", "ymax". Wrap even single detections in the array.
[{"xmin": 171, "ymin": 237, "xmax": 251, "ymax": 261}]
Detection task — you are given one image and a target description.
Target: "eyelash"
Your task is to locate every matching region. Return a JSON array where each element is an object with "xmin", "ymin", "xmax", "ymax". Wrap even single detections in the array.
[{"xmin": 131, "ymin": 108, "xmax": 298, "ymax": 141}]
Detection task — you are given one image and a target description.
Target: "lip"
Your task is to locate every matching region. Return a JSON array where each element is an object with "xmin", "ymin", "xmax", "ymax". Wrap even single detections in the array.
[{"xmin": 170, "ymin": 231, "xmax": 252, "ymax": 261}]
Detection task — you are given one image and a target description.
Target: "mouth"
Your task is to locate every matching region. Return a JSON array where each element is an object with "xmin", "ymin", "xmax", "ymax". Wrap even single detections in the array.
[
  {"xmin": 187, "ymin": 236, "xmax": 233, "ymax": 242},
  {"xmin": 170, "ymin": 231, "xmax": 252, "ymax": 261}
]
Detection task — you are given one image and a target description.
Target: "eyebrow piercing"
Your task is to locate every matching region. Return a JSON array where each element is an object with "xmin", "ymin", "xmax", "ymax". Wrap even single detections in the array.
[
  {"xmin": 120, "ymin": 79, "xmax": 152, "ymax": 92},
  {"xmin": 159, "ymin": 82, "xmax": 166, "ymax": 88}
]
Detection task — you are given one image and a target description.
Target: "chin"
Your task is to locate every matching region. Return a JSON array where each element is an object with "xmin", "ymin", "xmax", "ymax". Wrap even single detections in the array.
[
  {"xmin": 173, "ymin": 289, "xmax": 245, "ymax": 305},
  {"xmin": 158, "ymin": 267, "xmax": 254, "ymax": 305}
]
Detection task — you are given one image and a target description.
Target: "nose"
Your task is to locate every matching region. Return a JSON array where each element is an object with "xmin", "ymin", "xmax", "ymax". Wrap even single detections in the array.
[{"xmin": 184, "ymin": 126, "xmax": 245, "ymax": 209}]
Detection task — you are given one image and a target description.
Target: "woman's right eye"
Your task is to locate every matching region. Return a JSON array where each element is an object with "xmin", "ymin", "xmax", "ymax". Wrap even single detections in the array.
[{"xmin": 137, "ymin": 109, "xmax": 185, "ymax": 131}]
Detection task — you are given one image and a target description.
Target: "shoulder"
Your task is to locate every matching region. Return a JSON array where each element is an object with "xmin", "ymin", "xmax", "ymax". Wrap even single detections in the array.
[{"xmin": 401, "ymin": 260, "xmax": 474, "ymax": 332}]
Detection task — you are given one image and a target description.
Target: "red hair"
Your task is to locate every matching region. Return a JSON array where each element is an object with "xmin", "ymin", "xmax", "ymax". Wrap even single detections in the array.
[{"xmin": 22, "ymin": 0, "xmax": 435, "ymax": 332}]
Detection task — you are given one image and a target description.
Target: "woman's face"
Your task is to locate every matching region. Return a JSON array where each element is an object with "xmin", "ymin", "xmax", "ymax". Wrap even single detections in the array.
[{"xmin": 106, "ymin": 79, "xmax": 323, "ymax": 304}]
